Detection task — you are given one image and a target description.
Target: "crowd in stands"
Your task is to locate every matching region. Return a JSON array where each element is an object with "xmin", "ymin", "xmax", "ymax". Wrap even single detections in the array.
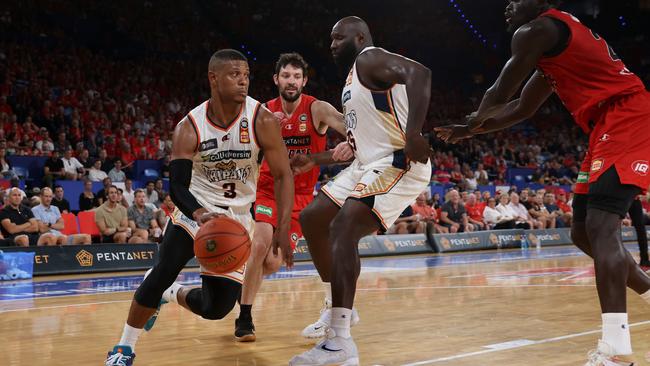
[
  {"xmin": 0, "ymin": 1, "xmax": 649, "ymax": 247},
  {"xmin": 388, "ymin": 187, "xmax": 650, "ymax": 235}
]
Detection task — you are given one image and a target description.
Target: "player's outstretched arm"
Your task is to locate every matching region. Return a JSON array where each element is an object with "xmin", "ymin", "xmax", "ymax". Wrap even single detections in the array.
[
  {"xmin": 356, "ymin": 48, "xmax": 432, "ymax": 163},
  {"xmin": 169, "ymin": 118, "xmax": 211, "ymax": 224},
  {"xmin": 472, "ymin": 18, "xmax": 559, "ymax": 126},
  {"xmin": 255, "ymin": 106, "xmax": 295, "ymax": 268},
  {"xmin": 435, "ymin": 71, "xmax": 552, "ymax": 143}
]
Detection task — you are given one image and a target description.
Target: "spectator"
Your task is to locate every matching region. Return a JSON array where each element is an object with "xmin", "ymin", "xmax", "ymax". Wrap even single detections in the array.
[
  {"xmin": 519, "ymin": 188, "xmax": 533, "ymax": 210},
  {"xmin": 43, "ymin": 150, "xmax": 65, "ymax": 188},
  {"xmin": 78, "ymin": 179, "xmax": 96, "ymax": 211},
  {"xmin": 410, "ymin": 191, "xmax": 438, "ymax": 233},
  {"xmin": 35, "ymin": 127, "xmax": 55, "ymax": 153},
  {"xmin": 95, "ymin": 177, "xmax": 112, "ymax": 206},
  {"xmin": 464, "ymin": 170, "xmax": 478, "ymax": 191},
  {"xmin": 464, "ymin": 193, "xmax": 486, "ymax": 231},
  {"xmin": 0, "ymin": 147, "xmax": 15, "ymax": 179},
  {"xmin": 481, "ymin": 191, "xmax": 491, "ymax": 203},
  {"xmin": 555, "ymin": 191, "xmax": 574, "ymax": 227},
  {"xmin": 483, "ymin": 197, "xmax": 514, "ymax": 229},
  {"xmin": 440, "ymin": 189, "xmax": 472, "ymax": 233},
  {"xmin": 450, "ymin": 164, "xmax": 464, "ymax": 185},
  {"xmin": 53, "ymin": 132, "xmax": 72, "ymax": 152},
  {"xmin": 496, "ymin": 193, "xmax": 524, "ymax": 228},
  {"xmin": 94, "ymin": 185, "xmax": 133, "ymax": 243},
  {"xmin": 78, "ymin": 148, "xmax": 92, "ymax": 169},
  {"xmin": 122, "ymin": 178, "xmax": 136, "ymax": 207},
  {"xmin": 88, "ymin": 159, "xmax": 109, "ymax": 182},
  {"xmin": 160, "ymin": 155, "xmax": 171, "ymax": 179},
  {"xmin": 508, "ymin": 192, "xmax": 535, "ymax": 229},
  {"xmin": 108, "ymin": 159, "xmax": 127, "ymax": 182},
  {"xmin": 61, "ymin": 148, "xmax": 85, "ymax": 180},
  {"xmin": 543, "ymin": 192, "xmax": 565, "ymax": 228},
  {"xmin": 145, "ymin": 180, "xmax": 159, "ymax": 206},
  {"xmin": 431, "ymin": 193, "xmax": 442, "ymax": 209},
  {"xmin": 32, "ymin": 187, "xmax": 91, "ymax": 245},
  {"xmin": 127, "ymin": 189, "xmax": 162, "ymax": 242},
  {"xmin": 98, "ymin": 148, "xmax": 113, "ymax": 173},
  {"xmin": 117, "ymin": 188, "xmax": 129, "ymax": 208},
  {"xmin": 387, "ymin": 206, "xmax": 421, "ymax": 234},
  {"xmin": 157, "ymin": 193, "xmax": 174, "ymax": 229},
  {"xmin": 0, "ymin": 188, "xmax": 55, "ymax": 246},
  {"xmin": 51, "ymin": 185, "xmax": 71, "ymax": 214},
  {"xmin": 529, "ymin": 193, "xmax": 556, "ymax": 229},
  {"xmin": 475, "ymin": 163, "xmax": 489, "ymax": 186},
  {"xmin": 154, "ymin": 178, "xmax": 165, "ymax": 205}
]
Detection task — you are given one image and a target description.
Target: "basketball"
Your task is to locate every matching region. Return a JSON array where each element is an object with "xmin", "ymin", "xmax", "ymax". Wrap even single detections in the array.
[{"xmin": 193, "ymin": 216, "xmax": 251, "ymax": 274}]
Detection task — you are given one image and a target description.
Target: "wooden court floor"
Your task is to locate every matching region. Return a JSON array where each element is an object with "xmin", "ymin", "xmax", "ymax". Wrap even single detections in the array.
[{"xmin": 3, "ymin": 247, "xmax": 650, "ymax": 365}]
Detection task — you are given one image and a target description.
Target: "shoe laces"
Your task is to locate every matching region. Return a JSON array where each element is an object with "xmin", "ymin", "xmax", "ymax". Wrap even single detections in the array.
[{"xmin": 106, "ymin": 352, "xmax": 131, "ymax": 366}]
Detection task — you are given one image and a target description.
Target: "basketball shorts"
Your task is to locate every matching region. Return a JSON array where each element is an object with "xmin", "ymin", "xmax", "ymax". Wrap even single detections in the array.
[
  {"xmin": 168, "ymin": 205, "xmax": 254, "ymax": 283},
  {"xmin": 320, "ymin": 152, "xmax": 431, "ymax": 230},
  {"xmin": 254, "ymin": 189, "xmax": 313, "ymax": 249}
]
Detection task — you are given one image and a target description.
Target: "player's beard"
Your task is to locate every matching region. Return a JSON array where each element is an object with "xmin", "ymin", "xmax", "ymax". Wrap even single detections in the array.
[
  {"xmin": 333, "ymin": 41, "xmax": 360, "ymax": 75},
  {"xmin": 280, "ymin": 87, "xmax": 302, "ymax": 103}
]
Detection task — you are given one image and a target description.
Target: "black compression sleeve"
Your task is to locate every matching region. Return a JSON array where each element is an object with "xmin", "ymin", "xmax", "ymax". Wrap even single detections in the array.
[{"xmin": 169, "ymin": 159, "xmax": 203, "ymax": 219}]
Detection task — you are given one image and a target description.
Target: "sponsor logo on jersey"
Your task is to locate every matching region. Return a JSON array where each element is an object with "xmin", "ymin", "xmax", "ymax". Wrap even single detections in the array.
[
  {"xmin": 344, "ymin": 109, "xmax": 357, "ymax": 129},
  {"xmin": 283, "ymin": 136, "xmax": 311, "ymax": 147},
  {"xmin": 632, "ymin": 160, "xmax": 649, "ymax": 176},
  {"xmin": 222, "ymin": 134, "xmax": 230, "ymax": 142},
  {"xmin": 200, "ymin": 150, "xmax": 252, "ymax": 162},
  {"xmin": 577, "ymin": 171, "xmax": 589, "ymax": 183},
  {"xmin": 284, "ymin": 123, "xmax": 293, "ymax": 130},
  {"xmin": 299, "ymin": 123, "xmax": 307, "ymax": 132},
  {"xmin": 200, "ymin": 161, "xmax": 252, "ymax": 184},
  {"xmin": 342, "ymin": 90, "xmax": 351, "ymax": 105},
  {"xmin": 240, "ymin": 117, "xmax": 250, "ymax": 143},
  {"xmin": 256, "ymin": 205, "xmax": 273, "ymax": 217},
  {"xmin": 590, "ymin": 159, "xmax": 603, "ymax": 173},
  {"xmin": 198, "ymin": 138, "xmax": 219, "ymax": 152}
]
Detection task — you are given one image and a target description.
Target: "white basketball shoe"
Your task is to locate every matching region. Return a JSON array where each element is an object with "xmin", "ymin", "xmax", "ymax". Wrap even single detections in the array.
[
  {"xmin": 584, "ymin": 340, "xmax": 634, "ymax": 366},
  {"xmin": 289, "ymin": 328, "xmax": 359, "ymax": 366},
  {"xmin": 301, "ymin": 300, "xmax": 360, "ymax": 339}
]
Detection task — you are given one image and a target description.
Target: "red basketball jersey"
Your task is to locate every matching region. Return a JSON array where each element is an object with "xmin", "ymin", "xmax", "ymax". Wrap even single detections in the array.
[
  {"xmin": 258, "ymin": 94, "xmax": 327, "ymax": 195},
  {"xmin": 536, "ymin": 9, "xmax": 645, "ymax": 133}
]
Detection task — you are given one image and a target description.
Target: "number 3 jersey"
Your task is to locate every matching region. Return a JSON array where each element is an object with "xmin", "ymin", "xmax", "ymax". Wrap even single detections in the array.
[{"xmin": 186, "ymin": 96, "xmax": 262, "ymax": 211}]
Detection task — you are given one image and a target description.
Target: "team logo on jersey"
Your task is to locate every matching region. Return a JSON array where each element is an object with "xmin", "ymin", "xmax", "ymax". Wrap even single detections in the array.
[
  {"xmin": 590, "ymin": 159, "xmax": 604, "ymax": 172},
  {"xmin": 240, "ymin": 118, "xmax": 250, "ymax": 143},
  {"xmin": 198, "ymin": 138, "xmax": 219, "ymax": 152},
  {"xmin": 632, "ymin": 160, "xmax": 649, "ymax": 176},
  {"xmin": 299, "ymin": 114, "xmax": 308, "ymax": 122},
  {"xmin": 299, "ymin": 123, "xmax": 307, "ymax": 132},
  {"xmin": 200, "ymin": 161, "xmax": 252, "ymax": 184}
]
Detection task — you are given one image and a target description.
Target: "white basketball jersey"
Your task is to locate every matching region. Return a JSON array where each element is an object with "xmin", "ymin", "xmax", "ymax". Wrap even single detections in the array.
[
  {"xmin": 342, "ymin": 47, "xmax": 410, "ymax": 165},
  {"xmin": 186, "ymin": 96, "xmax": 262, "ymax": 211}
]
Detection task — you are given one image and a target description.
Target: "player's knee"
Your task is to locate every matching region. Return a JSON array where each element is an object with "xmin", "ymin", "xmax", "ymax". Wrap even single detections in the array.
[
  {"xmin": 201, "ymin": 300, "xmax": 235, "ymax": 320},
  {"xmin": 250, "ymin": 239, "xmax": 270, "ymax": 263}
]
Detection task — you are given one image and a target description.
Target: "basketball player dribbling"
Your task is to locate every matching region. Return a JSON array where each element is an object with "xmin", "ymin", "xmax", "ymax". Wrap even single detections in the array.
[
  {"xmin": 235, "ymin": 52, "xmax": 354, "ymax": 341},
  {"xmin": 435, "ymin": 1, "xmax": 650, "ymax": 364},
  {"xmin": 289, "ymin": 16, "xmax": 433, "ymax": 366},
  {"xmin": 104, "ymin": 49, "xmax": 294, "ymax": 366}
]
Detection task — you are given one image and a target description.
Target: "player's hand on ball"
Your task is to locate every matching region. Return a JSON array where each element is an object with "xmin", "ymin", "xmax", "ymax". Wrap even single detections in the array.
[
  {"xmin": 404, "ymin": 134, "xmax": 431, "ymax": 164},
  {"xmin": 193, "ymin": 208, "xmax": 224, "ymax": 226},
  {"xmin": 331, "ymin": 141, "xmax": 353, "ymax": 161},
  {"xmin": 290, "ymin": 154, "xmax": 315, "ymax": 176},
  {"xmin": 434, "ymin": 125, "xmax": 473, "ymax": 144},
  {"xmin": 272, "ymin": 228, "xmax": 293, "ymax": 269}
]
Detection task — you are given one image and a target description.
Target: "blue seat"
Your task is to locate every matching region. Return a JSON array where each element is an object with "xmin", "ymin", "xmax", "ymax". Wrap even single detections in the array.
[
  {"xmin": 143, "ymin": 169, "xmax": 159, "ymax": 179},
  {"xmin": 13, "ymin": 166, "xmax": 28, "ymax": 179}
]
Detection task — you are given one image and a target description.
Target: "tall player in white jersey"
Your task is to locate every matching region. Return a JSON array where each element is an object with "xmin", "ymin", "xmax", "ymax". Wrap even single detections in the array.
[
  {"xmin": 105, "ymin": 49, "xmax": 294, "ymax": 366},
  {"xmin": 289, "ymin": 17, "xmax": 433, "ymax": 366}
]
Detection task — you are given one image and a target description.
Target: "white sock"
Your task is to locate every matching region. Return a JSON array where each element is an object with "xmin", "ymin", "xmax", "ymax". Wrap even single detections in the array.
[
  {"xmin": 323, "ymin": 282, "xmax": 332, "ymax": 307},
  {"xmin": 330, "ymin": 307, "xmax": 352, "ymax": 338},
  {"xmin": 118, "ymin": 323, "xmax": 143, "ymax": 351},
  {"xmin": 640, "ymin": 289, "xmax": 650, "ymax": 304},
  {"xmin": 602, "ymin": 313, "xmax": 632, "ymax": 355},
  {"xmin": 164, "ymin": 283, "xmax": 183, "ymax": 304}
]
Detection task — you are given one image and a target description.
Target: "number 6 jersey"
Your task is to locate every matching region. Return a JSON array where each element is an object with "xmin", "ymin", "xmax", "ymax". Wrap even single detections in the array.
[{"xmin": 185, "ymin": 96, "xmax": 262, "ymax": 211}]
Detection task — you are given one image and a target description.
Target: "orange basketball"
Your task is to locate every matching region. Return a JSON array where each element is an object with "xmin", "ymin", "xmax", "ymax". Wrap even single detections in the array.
[{"xmin": 193, "ymin": 216, "xmax": 251, "ymax": 274}]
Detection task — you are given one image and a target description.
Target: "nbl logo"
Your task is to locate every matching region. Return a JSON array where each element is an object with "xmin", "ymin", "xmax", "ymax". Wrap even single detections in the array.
[{"xmin": 632, "ymin": 160, "xmax": 649, "ymax": 176}]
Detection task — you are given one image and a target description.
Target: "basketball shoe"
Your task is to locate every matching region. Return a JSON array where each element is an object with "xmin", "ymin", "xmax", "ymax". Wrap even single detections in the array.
[
  {"xmin": 584, "ymin": 340, "xmax": 634, "ymax": 366},
  {"xmin": 301, "ymin": 300, "xmax": 360, "ymax": 339},
  {"xmin": 105, "ymin": 345, "xmax": 135, "ymax": 366},
  {"xmin": 142, "ymin": 269, "xmax": 180, "ymax": 332},
  {"xmin": 234, "ymin": 317, "xmax": 256, "ymax": 342},
  {"xmin": 289, "ymin": 328, "xmax": 359, "ymax": 366}
]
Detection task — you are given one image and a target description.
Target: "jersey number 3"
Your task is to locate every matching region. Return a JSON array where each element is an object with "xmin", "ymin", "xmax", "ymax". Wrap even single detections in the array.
[{"xmin": 223, "ymin": 183, "xmax": 236, "ymax": 198}]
